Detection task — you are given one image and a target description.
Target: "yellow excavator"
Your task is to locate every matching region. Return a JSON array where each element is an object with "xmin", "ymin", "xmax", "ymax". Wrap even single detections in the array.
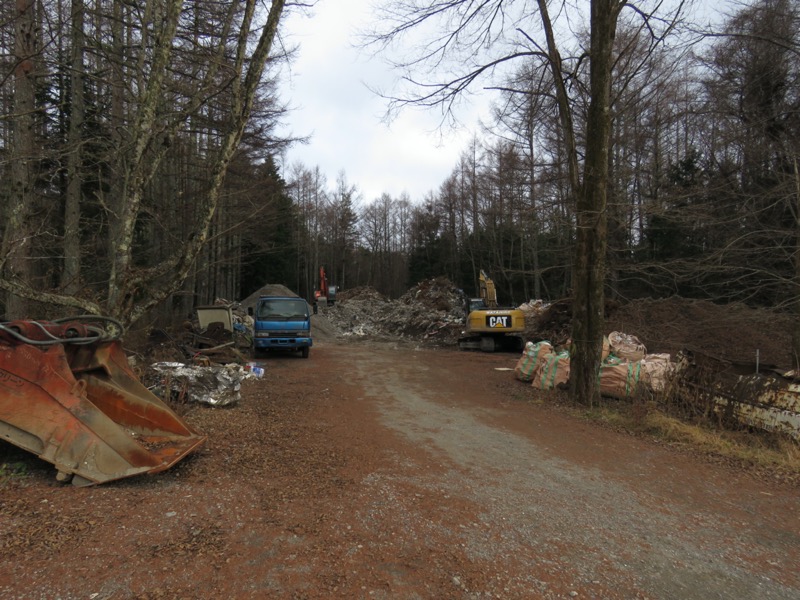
[{"xmin": 458, "ymin": 270, "xmax": 525, "ymax": 352}]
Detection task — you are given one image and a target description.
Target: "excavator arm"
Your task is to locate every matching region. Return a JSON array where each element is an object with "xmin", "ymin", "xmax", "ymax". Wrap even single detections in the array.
[{"xmin": 478, "ymin": 270, "xmax": 498, "ymax": 308}]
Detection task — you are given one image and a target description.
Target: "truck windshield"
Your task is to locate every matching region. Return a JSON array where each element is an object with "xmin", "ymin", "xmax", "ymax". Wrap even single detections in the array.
[{"xmin": 256, "ymin": 299, "xmax": 309, "ymax": 319}]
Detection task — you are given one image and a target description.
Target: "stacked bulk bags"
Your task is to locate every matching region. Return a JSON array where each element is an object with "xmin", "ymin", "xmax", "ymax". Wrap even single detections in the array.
[{"xmin": 514, "ymin": 332, "xmax": 675, "ymax": 398}]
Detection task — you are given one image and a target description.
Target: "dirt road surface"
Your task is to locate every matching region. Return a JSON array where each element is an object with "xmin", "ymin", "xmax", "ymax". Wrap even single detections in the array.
[{"xmin": 1, "ymin": 338, "xmax": 798, "ymax": 599}]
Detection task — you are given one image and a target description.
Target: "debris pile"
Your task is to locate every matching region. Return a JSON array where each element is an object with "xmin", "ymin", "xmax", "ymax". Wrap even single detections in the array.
[
  {"xmin": 518, "ymin": 299, "xmax": 550, "ymax": 319},
  {"xmin": 394, "ymin": 278, "xmax": 465, "ymax": 342},
  {"xmin": 322, "ymin": 278, "xmax": 466, "ymax": 345},
  {"xmin": 137, "ymin": 299, "xmax": 260, "ymax": 408},
  {"xmin": 604, "ymin": 296, "xmax": 792, "ymax": 368},
  {"xmin": 335, "ymin": 286, "xmax": 387, "ymax": 303},
  {"xmin": 322, "ymin": 278, "xmax": 559, "ymax": 347},
  {"xmin": 525, "ymin": 299, "xmax": 572, "ymax": 346},
  {"xmin": 321, "ymin": 287, "xmax": 391, "ymax": 338},
  {"xmin": 147, "ymin": 362, "xmax": 257, "ymax": 407}
]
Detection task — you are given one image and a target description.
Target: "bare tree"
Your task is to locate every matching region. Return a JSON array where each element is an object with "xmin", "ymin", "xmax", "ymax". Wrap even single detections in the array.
[
  {"xmin": 691, "ymin": 0, "xmax": 800, "ymax": 364},
  {"xmin": 490, "ymin": 59, "xmax": 560, "ymax": 300},
  {"xmin": 365, "ymin": 0, "xmax": 686, "ymax": 403},
  {"xmin": 2, "ymin": 0, "xmax": 38, "ymax": 318},
  {"xmin": 560, "ymin": 0, "xmax": 623, "ymax": 404},
  {"xmin": 0, "ymin": 0, "xmax": 291, "ymax": 327},
  {"xmin": 355, "ymin": 192, "xmax": 414, "ymax": 295},
  {"xmin": 327, "ymin": 171, "xmax": 360, "ymax": 290},
  {"xmin": 62, "ymin": 0, "xmax": 85, "ymax": 296}
]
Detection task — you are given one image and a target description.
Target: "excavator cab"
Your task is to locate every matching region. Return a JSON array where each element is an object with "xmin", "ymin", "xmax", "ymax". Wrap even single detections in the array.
[
  {"xmin": 0, "ymin": 316, "xmax": 206, "ymax": 486},
  {"xmin": 467, "ymin": 297, "xmax": 488, "ymax": 312}
]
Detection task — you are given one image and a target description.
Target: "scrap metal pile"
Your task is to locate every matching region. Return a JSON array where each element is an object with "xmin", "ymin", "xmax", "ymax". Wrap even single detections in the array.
[{"xmin": 142, "ymin": 300, "xmax": 260, "ymax": 407}]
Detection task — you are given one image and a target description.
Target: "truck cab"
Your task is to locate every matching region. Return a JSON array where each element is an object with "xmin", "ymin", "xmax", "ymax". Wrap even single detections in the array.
[{"xmin": 252, "ymin": 296, "xmax": 312, "ymax": 358}]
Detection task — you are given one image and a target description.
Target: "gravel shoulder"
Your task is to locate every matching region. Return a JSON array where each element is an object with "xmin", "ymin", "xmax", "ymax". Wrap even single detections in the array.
[{"xmin": 1, "ymin": 339, "xmax": 798, "ymax": 599}]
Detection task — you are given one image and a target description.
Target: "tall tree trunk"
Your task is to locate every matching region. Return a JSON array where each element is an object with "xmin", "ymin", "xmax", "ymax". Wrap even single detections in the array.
[
  {"xmin": 536, "ymin": 0, "xmax": 607, "ymax": 403},
  {"xmin": 107, "ymin": 0, "xmax": 184, "ymax": 317},
  {"xmin": 123, "ymin": 0, "xmax": 288, "ymax": 325},
  {"xmin": 107, "ymin": 0, "xmax": 126, "ymax": 272},
  {"xmin": 792, "ymin": 156, "xmax": 800, "ymax": 370},
  {"xmin": 62, "ymin": 0, "xmax": 85, "ymax": 295},
  {"xmin": 570, "ymin": 0, "xmax": 620, "ymax": 406},
  {"xmin": 2, "ymin": 0, "xmax": 38, "ymax": 318},
  {"xmin": 527, "ymin": 115, "xmax": 541, "ymax": 299}
]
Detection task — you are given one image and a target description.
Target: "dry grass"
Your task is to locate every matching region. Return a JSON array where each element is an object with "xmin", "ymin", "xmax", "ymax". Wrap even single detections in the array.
[{"xmin": 582, "ymin": 400, "xmax": 800, "ymax": 484}]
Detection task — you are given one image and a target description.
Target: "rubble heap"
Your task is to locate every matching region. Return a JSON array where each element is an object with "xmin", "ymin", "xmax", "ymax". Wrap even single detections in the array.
[{"xmin": 323, "ymin": 277, "xmax": 466, "ymax": 345}]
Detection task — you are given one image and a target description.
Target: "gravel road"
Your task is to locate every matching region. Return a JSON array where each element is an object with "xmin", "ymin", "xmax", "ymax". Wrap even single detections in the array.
[
  {"xmin": 348, "ymin": 343, "xmax": 799, "ymax": 599},
  {"xmin": 1, "ymin": 339, "xmax": 798, "ymax": 599}
]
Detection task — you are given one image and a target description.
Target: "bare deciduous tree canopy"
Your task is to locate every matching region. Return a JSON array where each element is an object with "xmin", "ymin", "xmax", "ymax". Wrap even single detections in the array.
[{"xmin": 1, "ymin": 0, "xmax": 290, "ymax": 327}]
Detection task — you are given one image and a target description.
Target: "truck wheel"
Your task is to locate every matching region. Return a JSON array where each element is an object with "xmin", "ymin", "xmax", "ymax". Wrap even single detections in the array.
[{"xmin": 301, "ymin": 347, "xmax": 309, "ymax": 359}]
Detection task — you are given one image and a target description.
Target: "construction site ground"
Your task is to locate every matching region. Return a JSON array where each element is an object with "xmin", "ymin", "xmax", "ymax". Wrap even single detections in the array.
[{"xmin": 1, "ymin": 289, "xmax": 799, "ymax": 599}]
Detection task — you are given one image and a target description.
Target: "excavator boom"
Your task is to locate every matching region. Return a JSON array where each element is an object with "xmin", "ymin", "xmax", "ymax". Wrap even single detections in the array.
[{"xmin": 478, "ymin": 269, "xmax": 498, "ymax": 308}]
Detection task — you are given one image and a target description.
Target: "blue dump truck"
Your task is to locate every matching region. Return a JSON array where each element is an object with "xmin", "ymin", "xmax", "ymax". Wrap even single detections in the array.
[{"xmin": 251, "ymin": 295, "xmax": 312, "ymax": 358}]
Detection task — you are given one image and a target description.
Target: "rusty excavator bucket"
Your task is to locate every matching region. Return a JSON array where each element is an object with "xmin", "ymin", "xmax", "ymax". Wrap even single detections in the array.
[{"xmin": 0, "ymin": 317, "xmax": 206, "ymax": 486}]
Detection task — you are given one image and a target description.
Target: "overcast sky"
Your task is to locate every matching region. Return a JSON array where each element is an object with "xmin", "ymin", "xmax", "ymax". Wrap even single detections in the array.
[{"xmin": 276, "ymin": 1, "xmax": 491, "ymax": 204}]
